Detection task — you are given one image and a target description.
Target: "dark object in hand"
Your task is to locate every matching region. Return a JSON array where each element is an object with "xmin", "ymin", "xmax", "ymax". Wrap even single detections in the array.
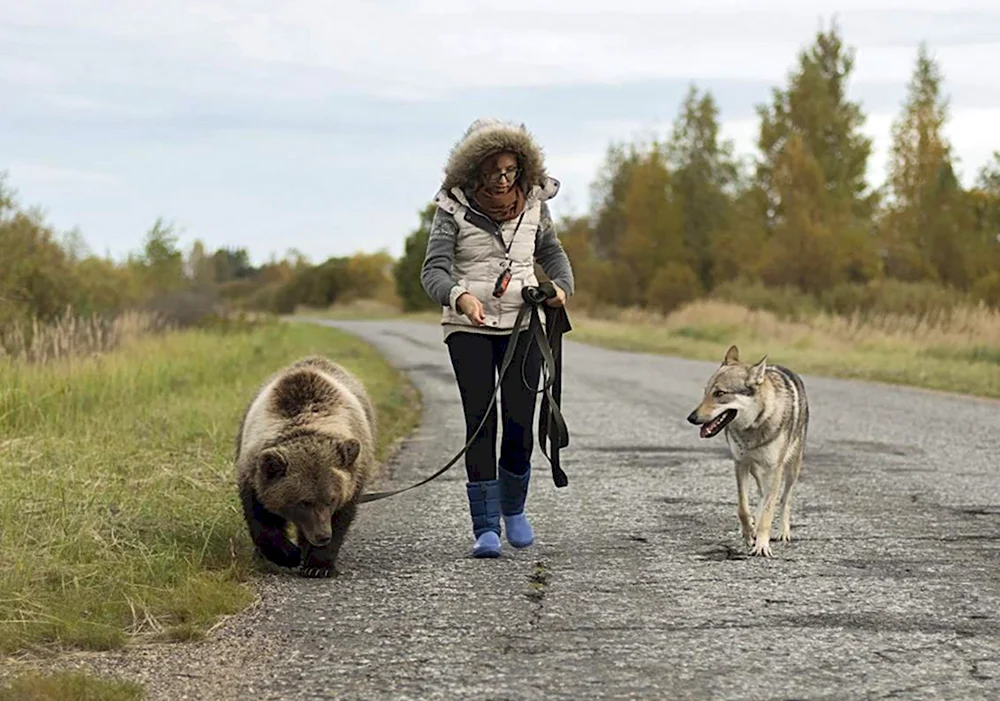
[
  {"xmin": 522, "ymin": 281, "xmax": 556, "ymax": 305},
  {"xmin": 493, "ymin": 266, "xmax": 512, "ymax": 298}
]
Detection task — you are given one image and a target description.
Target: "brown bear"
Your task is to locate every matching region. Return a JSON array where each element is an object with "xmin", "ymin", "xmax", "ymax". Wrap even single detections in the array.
[{"xmin": 234, "ymin": 355, "xmax": 379, "ymax": 577}]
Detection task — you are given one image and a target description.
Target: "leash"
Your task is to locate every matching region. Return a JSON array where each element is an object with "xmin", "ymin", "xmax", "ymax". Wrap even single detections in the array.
[{"xmin": 358, "ymin": 281, "xmax": 571, "ymax": 504}]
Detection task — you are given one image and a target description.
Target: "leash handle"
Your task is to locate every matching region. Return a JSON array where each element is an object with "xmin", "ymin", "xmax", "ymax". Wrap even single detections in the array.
[{"xmin": 522, "ymin": 280, "xmax": 556, "ymax": 305}]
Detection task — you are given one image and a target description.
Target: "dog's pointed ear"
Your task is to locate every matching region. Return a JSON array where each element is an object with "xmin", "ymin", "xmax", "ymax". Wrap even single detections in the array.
[
  {"xmin": 260, "ymin": 450, "xmax": 287, "ymax": 481},
  {"xmin": 748, "ymin": 355, "xmax": 768, "ymax": 385},
  {"xmin": 723, "ymin": 345, "xmax": 740, "ymax": 365},
  {"xmin": 336, "ymin": 438, "xmax": 361, "ymax": 467}
]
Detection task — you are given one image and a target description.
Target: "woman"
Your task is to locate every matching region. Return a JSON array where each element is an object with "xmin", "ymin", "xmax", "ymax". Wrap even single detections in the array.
[{"xmin": 420, "ymin": 117, "xmax": 575, "ymax": 558}]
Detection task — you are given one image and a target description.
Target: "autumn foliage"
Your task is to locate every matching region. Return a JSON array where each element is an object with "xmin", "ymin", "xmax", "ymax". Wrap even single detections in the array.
[{"xmin": 537, "ymin": 26, "xmax": 1000, "ymax": 318}]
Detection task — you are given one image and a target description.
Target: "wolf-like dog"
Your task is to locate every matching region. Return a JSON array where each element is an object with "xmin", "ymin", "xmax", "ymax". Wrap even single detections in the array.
[{"xmin": 686, "ymin": 345, "xmax": 809, "ymax": 558}]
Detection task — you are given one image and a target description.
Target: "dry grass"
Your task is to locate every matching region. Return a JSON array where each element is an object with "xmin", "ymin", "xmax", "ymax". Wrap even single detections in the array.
[
  {"xmin": 0, "ymin": 309, "xmax": 169, "ymax": 365},
  {"xmin": 571, "ymin": 300, "xmax": 1000, "ymax": 398},
  {"xmin": 602, "ymin": 299, "xmax": 1000, "ymax": 348},
  {"xmin": 296, "ymin": 299, "xmax": 440, "ymax": 323}
]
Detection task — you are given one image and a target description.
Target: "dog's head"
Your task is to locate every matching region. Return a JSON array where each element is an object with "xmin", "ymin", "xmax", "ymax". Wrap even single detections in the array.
[{"xmin": 686, "ymin": 345, "xmax": 767, "ymax": 438}]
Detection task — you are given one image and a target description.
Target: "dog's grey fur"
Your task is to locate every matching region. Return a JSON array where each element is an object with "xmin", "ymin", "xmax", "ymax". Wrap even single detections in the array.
[{"xmin": 687, "ymin": 345, "xmax": 809, "ymax": 557}]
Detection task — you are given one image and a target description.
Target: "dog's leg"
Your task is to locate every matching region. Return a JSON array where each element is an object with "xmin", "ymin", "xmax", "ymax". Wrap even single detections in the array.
[
  {"xmin": 778, "ymin": 450, "xmax": 803, "ymax": 542},
  {"xmin": 735, "ymin": 461, "xmax": 754, "ymax": 547},
  {"xmin": 751, "ymin": 459, "xmax": 786, "ymax": 558},
  {"xmin": 750, "ymin": 464, "xmax": 763, "ymax": 498}
]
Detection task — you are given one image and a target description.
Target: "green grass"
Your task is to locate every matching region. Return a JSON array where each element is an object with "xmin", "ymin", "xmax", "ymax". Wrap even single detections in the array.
[
  {"xmin": 0, "ymin": 671, "xmax": 144, "ymax": 701},
  {"xmin": 0, "ymin": 321, "xmax": 420, "ymax": 656},
  {"xmin": 919, "ymin": 344, "xmax": 1000, "ymax": 367}
]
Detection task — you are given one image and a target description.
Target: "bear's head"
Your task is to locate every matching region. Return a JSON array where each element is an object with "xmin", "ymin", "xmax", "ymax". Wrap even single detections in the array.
[{"xmin": 253, "ymin": 434, "xmax": 362, "ymax": 547}]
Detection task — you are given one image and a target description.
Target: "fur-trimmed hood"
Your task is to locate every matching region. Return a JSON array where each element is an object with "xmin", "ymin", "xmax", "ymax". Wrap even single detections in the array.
[{"xmin": 440, "ymin": 117, "xmax": 554, "ymax": 192}]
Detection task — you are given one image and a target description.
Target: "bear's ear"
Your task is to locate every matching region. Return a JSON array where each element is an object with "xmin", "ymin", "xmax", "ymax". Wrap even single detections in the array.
[
  {"xmin": 260, "ymin": 451, "xmax": 287, "ymax": 481},
  {"xmin": 336, "ymin": 438, "xmax": 361, "ymax": 467}
]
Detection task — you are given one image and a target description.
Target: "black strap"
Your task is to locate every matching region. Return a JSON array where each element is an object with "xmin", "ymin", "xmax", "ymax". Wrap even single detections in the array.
[
  {"xmin": 503, "ymin": 211, "xmax": 526, "ymax": 256},
  {"xmin": 536, "ymin": 303, "xmax": 572, "ymax": 488},
  {"xmin": 359, "ymin": 288, "xmax": 570, "ymax": 504}
]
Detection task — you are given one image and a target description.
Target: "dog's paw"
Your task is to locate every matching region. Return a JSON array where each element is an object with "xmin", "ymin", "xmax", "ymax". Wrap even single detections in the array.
[
  {"xmin": 777, "ymin": 527, "xmax": 791, "ymax": 542},
  {"xmin": 750, "ymin": 538, "xmax": 774, "ymax": 558}
]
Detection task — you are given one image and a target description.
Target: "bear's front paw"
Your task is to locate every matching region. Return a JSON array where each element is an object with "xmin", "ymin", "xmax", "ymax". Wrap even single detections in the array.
[
  {"xmin": 299, "ymin": 565, "xmax": 335, "ymax": 578},
  {"xmin": 300, "ymin": 544, "xmax": 338, "ymax": 578},
  {"xmin": 253, "ymin": 545, "xmax": 302, "ymax": 570}
]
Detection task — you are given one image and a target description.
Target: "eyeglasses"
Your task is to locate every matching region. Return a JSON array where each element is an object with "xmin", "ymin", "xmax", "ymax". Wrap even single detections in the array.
[{"xmin": 486, "ymin": 167, "xmax": 520, "ymax": 185}]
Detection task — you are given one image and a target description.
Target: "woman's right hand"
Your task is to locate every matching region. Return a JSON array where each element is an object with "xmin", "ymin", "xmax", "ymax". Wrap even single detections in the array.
[{"xmin": 456, "ymin": 292, "xmax": 485, "ymax": 326}]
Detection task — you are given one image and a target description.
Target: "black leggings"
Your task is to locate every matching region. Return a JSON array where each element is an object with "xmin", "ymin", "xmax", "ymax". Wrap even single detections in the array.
[{"xmin": 446, "ymin": 330, "xmax": 542, "ymax": 483}]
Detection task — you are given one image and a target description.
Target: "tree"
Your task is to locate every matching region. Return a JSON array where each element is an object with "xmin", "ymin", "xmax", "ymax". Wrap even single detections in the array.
[
  {"xmin": 881, "ymin": 42, "xmax": 973, "ymax": 288},
  {"xmin": 977, "ymin": 152, "xmax": 1000, "ymax": 192},
  {"xmin": 186, "ymin": 240, "xmax": 216, "ymax": 291},
  {"xmin": 756, "ymin": 18, "xmax": 875, "ymax": 222},
  {"xmin": 613, "ymin": 147, "xmax": 689, "ymax": 306},
  {"xmin": 73, "ymin": 255, "xmax": 142, "ymax": 315},
  {"xmin": 548, "ymin": 214, "xmax": 604, "ymax": 309},
  {"xmin": 587, "ymin": 141, "xmax": 694, "ymax": 307},
  {"xmin": 393, "ymin": 204, "xmax": 440, "ymax": 312},
  {"xmin": 342, "ymin": 250, "xmax": 398, "ymax": 305},
  {"xmin": 710, "ymin": 186, "xmax": 770, "ymax": 285},
  {"xmin": 589, "ymin": 143, "xmax": 643, "ymax": 261},
  {"xmin": 60, "ymin": 227, "xmax": 91, "ymax": 263},
  {"xmin": 135, "ymin": 218, "xmax": 186, "ymax": 294},
  {"xmin": 211, "ymin": 247, "xmax": 254, "ymax": 283},
  {"xmin": 0, "ymin": 172, "xmax": 15, "ymax": 220},
  {"xmin": 747, "ymin": 18, "xmax": 880, "ymax": 288},
  {"xmin": 666, "ymin": 85, "xmax": 741, "ymax": 289},
  {"xmin": 759, "ymin": 134, "xmax": 858, "ymax": 293},
  {"xmin": 967, "ymin": 152, "xmax": 1000, "ymax": 305},
  {"xmin": 0, "ymin": 205, "xmax": 78, "ymax": 323}
]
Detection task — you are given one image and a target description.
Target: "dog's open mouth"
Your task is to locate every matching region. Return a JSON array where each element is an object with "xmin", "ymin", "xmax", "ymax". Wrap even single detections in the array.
[{"xmin": 700, "ymin": 409, "xmax": 736, "ymax": 438}]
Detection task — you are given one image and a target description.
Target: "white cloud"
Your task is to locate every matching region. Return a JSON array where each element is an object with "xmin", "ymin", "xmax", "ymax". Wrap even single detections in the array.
[
  {"xmin": 2, "ymin": 1, "xmax": 999, "ymax": 262},
  {"xmin": 0, "ymin": 56, "xmax": 58, "ymax": 86},
  {"xmin": 10, "ymin": 163, "xmax": 120, "ymax": 186},
  {"xmin": 4, "ymin": 1, "xmax": 999, "ymax": 99}
]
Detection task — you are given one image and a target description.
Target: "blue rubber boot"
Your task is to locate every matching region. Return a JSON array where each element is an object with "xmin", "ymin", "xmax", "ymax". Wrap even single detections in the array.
[
  {"xmin": 466, "ymin": 480, "xmax": 501, "ymax": 558},
  {"xmin": 499, "ymin": 465, "xmax": 534, "ymax": 548}
]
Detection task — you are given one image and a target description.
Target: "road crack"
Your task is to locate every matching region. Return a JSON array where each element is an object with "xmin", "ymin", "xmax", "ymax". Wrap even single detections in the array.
[{"xmin": 525, "ymin": 560, "xmax": 550, "ymax": 627}]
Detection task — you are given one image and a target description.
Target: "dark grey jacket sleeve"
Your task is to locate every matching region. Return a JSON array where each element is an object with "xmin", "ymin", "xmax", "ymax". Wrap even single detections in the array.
[
  {"xmin": 420, "ymin": 207, "xmax": 466, "ymax": 310},
  {"xmin": 534, "ymin": 202, "xmax": 575, "ymax": 296}
]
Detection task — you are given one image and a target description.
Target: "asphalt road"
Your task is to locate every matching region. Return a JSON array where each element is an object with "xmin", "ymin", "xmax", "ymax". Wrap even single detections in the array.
[{"xmin": 64, "ymin": 318, "xmax": 1000, "ymax": 700}]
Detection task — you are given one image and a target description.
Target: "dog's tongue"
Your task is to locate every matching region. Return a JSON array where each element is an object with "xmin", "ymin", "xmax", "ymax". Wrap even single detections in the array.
[{"xmin": 700, "ymin": 423, "xmax": 712, "ymax": 438}]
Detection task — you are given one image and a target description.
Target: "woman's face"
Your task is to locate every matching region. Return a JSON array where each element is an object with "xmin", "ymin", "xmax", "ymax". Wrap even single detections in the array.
[{"xmin": 480, "ymin": 151, "xmax": 519, "ymax": 194}]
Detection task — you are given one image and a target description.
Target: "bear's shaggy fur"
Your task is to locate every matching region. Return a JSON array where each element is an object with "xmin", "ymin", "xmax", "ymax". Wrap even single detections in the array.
[{"xmin": 234, "ymin": 355, "xmax": 379, "ymax": 577}]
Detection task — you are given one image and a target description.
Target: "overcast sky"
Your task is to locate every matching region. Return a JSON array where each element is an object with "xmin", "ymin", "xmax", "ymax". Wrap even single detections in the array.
[{"xmin": 3, "ymin": 0, "xmax": 1000, "ymax": 265}]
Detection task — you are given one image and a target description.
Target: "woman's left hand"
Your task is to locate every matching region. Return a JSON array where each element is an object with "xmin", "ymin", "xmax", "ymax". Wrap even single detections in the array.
[{"xmin": 545, "ymin": 282, "xmax": 567, "ymax": 308}]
